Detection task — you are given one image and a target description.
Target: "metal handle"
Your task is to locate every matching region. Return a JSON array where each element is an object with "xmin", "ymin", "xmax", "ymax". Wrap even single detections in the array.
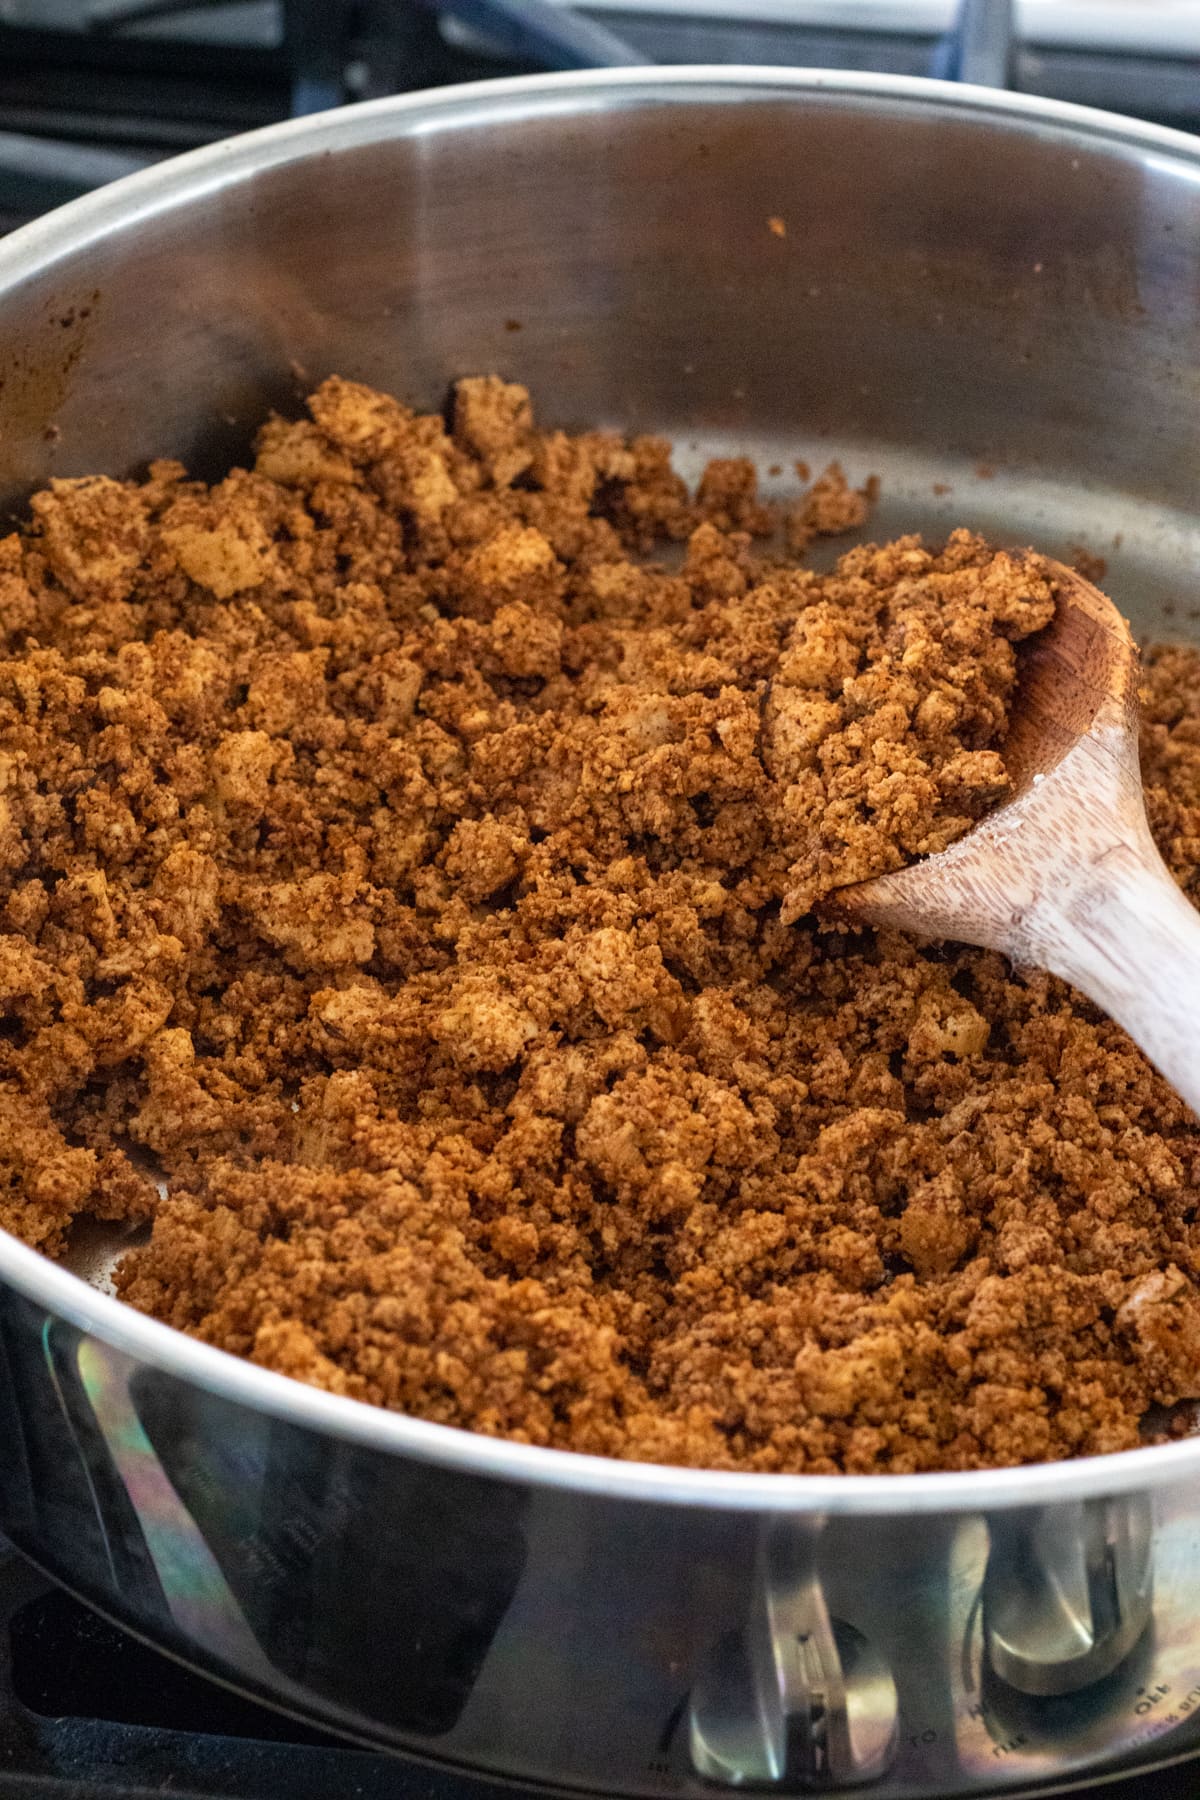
[
  {"xmin": 0, "ymin": 128, "xmax": 152, "ymax": 209},
  {"xmin": 933, "ymin": 0, "xmax": 1015, "ymax": 89},
  {"xmin": 429, "ymin": 0, "xmax": 643, "ymax": 69}
]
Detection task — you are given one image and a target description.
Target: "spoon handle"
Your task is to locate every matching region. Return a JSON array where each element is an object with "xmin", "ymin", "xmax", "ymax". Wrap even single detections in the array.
[{"xmin": 1031, "ymin": 838, "xmax": 1200, "ymax": 1118}]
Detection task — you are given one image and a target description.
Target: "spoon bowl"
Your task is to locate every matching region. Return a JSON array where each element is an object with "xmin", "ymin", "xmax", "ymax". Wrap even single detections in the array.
[{"xmin": 826, "ymin": 560, "xmax": 1200, "ymax": 1117}]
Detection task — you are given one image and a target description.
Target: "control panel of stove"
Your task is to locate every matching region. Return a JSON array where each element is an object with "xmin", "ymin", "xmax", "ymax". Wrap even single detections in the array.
[
  {"xmin": 670, "ymin": 1495, "xmax": 1200, "ymax": 1795},
  {"xmin": 2, "ymin": 1530, "xmax": 1200, "ymax": 1800}
]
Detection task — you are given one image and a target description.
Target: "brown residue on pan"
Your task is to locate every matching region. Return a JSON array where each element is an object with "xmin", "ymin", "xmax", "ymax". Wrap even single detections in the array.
[{"xmin": 1072, "ymin": 546, "xmax": 1108, "ymax": 585}]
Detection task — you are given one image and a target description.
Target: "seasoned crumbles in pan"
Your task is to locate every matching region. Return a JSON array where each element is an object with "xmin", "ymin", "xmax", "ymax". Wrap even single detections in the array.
[{"xmin": 3, "ymin": 373, "xmax": 1200, "ymax": 1475}]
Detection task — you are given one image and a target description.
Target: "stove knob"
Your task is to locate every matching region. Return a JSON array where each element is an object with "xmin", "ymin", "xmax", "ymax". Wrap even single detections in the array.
[
  {"xmin": 983, "ymin": 1495, "xmax": 1152, "ymax": 1698},
  {"xmin": 689, "ymin": 1527, "xmax": 898, "ymax": 1788}
]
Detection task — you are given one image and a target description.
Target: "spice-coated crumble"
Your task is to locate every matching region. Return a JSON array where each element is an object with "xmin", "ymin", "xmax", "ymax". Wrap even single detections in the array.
[{"xmin": 3, "ymin": 373, "xmax": 1200, "ymax": 1474}]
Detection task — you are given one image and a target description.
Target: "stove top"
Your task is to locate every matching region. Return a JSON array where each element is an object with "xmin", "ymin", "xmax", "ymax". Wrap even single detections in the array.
[
  {"xmin": 2, "ymin": 0, "xmax": 1200, "ymax": 233},
  {"xmin": 0, "ymin": 1536, "xmax": 1196, "ymax": 1800}
]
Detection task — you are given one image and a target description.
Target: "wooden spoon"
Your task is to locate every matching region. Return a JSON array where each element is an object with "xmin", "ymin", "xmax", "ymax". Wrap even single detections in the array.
[{"xmin": 825, "ymin": 559, "xmax": 1200, "ymax": 1116}]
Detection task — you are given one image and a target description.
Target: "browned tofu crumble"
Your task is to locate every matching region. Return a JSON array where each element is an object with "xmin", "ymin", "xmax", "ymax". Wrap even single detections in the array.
[{"xmin": 3, "ymin": 373, "xmax": 1200, "ymax": 1475}]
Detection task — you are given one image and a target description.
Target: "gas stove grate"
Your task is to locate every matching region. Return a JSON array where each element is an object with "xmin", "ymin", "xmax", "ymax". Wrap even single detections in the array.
[
  {"xmin": 0, "ymin": 1542, "xmax": 511, "ymax": 1799},
  {"xmin": 2, "ymin": 1, "xmax": 1200, "ymax": 232}
]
